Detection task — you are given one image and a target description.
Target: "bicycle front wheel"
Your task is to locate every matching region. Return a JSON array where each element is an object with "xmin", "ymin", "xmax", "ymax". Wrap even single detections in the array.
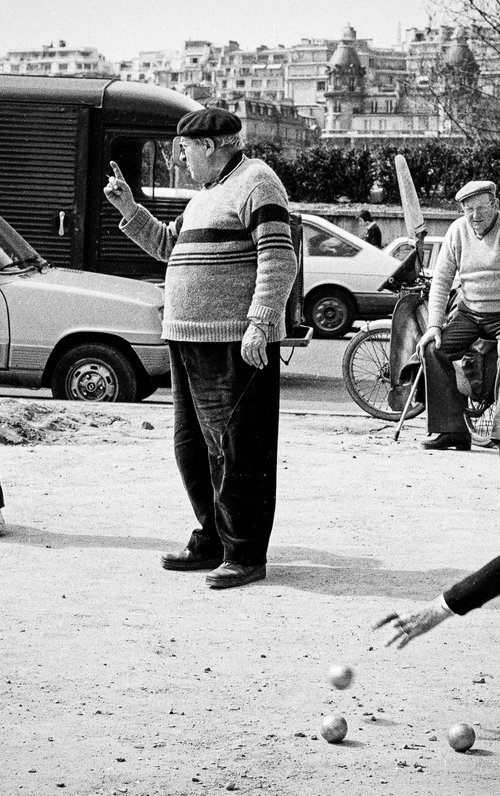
[
  {"xmin": 463, "ymin": 398, "xmax": 496, "ymax": 448},
  {"xmin": 342, "ymin": 326, "xmax": 425, "ymax": 422}
]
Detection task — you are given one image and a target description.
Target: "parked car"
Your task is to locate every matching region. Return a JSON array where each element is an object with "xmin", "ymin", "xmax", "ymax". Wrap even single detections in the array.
[
  {"xmin": 301, "ymin": 214, "xmax": 400, "ymax": 338},
  {"xmin": 384, "ymin": 236, "xmax": 444, "ymax": 275},
  {"xmin": 0, "ymin": 215, "xmax": 169, "ymax": 402}
]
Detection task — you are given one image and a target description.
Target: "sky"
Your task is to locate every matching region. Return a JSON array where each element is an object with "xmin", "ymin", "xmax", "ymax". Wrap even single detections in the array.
[{"xmin": 1, "ymin": 0, "xmax": 436, "ymax": 62}]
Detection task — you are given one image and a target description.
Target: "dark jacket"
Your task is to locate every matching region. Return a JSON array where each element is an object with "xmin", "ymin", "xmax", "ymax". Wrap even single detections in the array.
[
  {"xmin": 366, "ymin": 222, "xmax": 382, "ymax": 248},
  {"xmin": 444, "ymin": 556, "xmax": 500, "ymax": 615}
]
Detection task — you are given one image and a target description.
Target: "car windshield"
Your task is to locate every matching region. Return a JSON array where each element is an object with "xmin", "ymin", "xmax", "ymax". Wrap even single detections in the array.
[{"xmin": 0, "ymin": 216, "xmax": 47, "ymax": 271}]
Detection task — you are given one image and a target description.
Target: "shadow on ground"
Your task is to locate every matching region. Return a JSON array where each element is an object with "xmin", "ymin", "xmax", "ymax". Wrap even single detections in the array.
[{"xmin": 1, "ymin": 526, "xmax": 477, "ymax": 603}]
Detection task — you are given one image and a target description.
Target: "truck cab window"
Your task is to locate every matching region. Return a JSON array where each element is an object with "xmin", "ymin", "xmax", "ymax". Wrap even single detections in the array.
[{"xmin": 140, "ymin": 139, "xmax": 198, "ymax": 197}]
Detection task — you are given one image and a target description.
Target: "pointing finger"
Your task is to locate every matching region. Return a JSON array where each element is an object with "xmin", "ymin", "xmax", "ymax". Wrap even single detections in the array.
[{"xmin": 110, "ymin": 161, "xmax": 125, "ymax": 181}]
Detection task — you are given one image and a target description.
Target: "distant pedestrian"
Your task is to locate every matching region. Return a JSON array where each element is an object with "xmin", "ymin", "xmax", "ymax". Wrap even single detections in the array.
[{"xmin": 358, "ymin": 209, "xmax": 382, "ymax": 248}]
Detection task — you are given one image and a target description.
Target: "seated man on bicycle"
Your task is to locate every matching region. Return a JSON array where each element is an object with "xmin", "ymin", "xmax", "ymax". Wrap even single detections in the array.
[{"xmin": 416, "ymin": 180, "xmax": 500, "ymax": 452}]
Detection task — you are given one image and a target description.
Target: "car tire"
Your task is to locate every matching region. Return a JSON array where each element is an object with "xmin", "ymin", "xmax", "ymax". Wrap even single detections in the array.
[
  {"xmin": 305, "ymin": 288, "xmax": 355, "ymax": 338},
  {"xmin": 51, "ymin": 343, "xmax": 137, "ymax": 402}
]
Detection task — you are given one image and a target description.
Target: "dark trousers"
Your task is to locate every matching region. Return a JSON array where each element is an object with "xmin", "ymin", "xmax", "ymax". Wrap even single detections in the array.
[
  {"xmin": 169, "ymin": 340, "xmax": 281, "ymax": 566},
  {"xmin": 424, "ymin": 302, "xmax": 500, "ymax": 439}
]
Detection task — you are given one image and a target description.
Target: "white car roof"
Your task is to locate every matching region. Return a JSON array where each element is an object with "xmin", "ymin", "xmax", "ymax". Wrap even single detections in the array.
[{"xmin": 301, "ymin": 213, "xmax": 399, "ymax": 258}]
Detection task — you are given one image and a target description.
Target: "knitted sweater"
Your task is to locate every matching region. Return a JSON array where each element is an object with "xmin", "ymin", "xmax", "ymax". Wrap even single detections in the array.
[
  {"xmin": 120, "ymin": 154, "xmax": 297, "ymax": 343},
  {"xmin": 428, "ymin": 212, "xmax": 500, "ymax": 328}
]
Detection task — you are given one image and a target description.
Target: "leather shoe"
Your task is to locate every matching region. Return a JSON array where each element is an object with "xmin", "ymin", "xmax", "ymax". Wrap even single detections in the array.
[
  {"xmin": 161, "ymin": 548, "xmax": 222, "ymax": 571},
  {"xmin": 206, "ymin": 562, "xmax": 266, "ymax": 589},
  {"xmin": 421, "ymin": 432, "xmax": 471, "ymax": 451}
]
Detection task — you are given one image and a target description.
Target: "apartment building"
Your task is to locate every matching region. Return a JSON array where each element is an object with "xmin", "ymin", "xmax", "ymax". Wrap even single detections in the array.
[
  {"xmin": 2, "ymin": 24, "xmax": 497, "ymax": 146},
  {"xmin": 0, "ymin": 40, "xmax": 113, "ymax": 77},
  {"xmin": 223, "ymin": 97, "xmax": 315, "ymax": 147}
]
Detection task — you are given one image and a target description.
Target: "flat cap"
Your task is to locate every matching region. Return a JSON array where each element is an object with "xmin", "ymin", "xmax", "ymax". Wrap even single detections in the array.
[
  {"xmin": 455, "ymin": 180, "xmax": 497, "ymax": 203},
  {"xmin": 177, "ymin": 107, "xmax": 242, "ymax": 138}
]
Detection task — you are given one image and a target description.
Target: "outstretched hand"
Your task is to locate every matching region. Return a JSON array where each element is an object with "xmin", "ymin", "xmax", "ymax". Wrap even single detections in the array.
[
  {"xmin": 373, "ymin": 598, "xmax": 453, "ymax": 649},
  {"xmin": 103, "ymin": 161, "xmax": 138, "ymax": 221}
]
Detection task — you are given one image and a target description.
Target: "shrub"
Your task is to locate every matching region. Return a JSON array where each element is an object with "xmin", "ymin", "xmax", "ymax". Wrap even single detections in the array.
[{"xmin": 246, "ymin": 140, "xmax": 500, "ymax": 205}]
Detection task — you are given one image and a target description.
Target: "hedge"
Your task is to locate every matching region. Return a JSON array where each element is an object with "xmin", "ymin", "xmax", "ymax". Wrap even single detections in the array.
[{"xmin": 246, "ymin": 140, "xmax": 500, "ymax": 206}]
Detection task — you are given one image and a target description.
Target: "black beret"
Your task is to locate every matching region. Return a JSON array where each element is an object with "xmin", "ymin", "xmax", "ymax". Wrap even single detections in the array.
[{"xmin": 177, "ymin": 107, "xmax": 242, "ymax": 138}]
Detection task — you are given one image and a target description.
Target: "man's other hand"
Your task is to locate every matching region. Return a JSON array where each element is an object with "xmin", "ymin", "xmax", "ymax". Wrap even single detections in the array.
[
  {"xmin": 241, "ymin": 324, "xmax": 268, "ymax": 369},
  {"xmin": 416, "ymin": 326, "xmax": 442, "ymax": 361}
]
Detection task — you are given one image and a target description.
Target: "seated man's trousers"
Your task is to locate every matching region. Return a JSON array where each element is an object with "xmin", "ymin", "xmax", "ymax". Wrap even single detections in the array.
[{"xmin": 424, "ymin": 302, "xmax": 500, "ymax": 440}]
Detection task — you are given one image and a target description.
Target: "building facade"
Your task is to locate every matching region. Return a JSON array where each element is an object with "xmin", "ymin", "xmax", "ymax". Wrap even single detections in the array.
[
  {"xmin": 2, "ymin": 24, "xmax": 499, "ymax": 147},
  {"xmin": 0, "ymin": 40, "xmax": 113, "ymax": 77}
]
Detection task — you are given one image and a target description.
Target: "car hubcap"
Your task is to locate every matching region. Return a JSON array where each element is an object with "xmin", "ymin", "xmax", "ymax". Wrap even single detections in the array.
[
  {"xmin": 314, "ymin": 297, "xmax": 346, "ymax": 332},
  {"xmin": 66, "ymin": 361, "xmax": 118, "ymax": 401}
]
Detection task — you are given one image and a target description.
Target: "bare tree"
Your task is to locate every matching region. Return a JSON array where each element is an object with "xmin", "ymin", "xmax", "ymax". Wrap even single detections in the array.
[{"xmin": 408, "ymin": 1, "xmax": 500, "ymax": 142}]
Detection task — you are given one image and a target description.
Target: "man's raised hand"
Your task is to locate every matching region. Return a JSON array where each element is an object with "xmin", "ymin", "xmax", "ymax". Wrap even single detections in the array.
[{"xmin": 103, "ymin": 161, "xmax": 138, "ymax": 221}]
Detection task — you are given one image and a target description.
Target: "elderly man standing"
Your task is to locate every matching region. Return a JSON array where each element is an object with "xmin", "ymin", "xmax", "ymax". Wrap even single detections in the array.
[
  {"xmin": 104, "ymin": 107, "xmax": 297, "ymax": 588},
  {"xmin": 416, "ymin": 180, "xmax": 500, "ymax": 451}
]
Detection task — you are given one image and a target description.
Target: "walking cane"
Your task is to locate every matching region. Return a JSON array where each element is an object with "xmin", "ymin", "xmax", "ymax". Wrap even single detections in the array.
[{"xmin": 393, "ymin": 363, "xmax": 424, "ymax": 441}]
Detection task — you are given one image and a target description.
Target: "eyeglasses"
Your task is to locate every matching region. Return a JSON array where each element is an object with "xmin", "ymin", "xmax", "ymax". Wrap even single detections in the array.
[
  {"xmin": 178, "ymin": 138, "xmax": 203, "ymax": 155},
  {"xmin": 463, "ymin": 202, "xmax": 494, "ymax": 216}
]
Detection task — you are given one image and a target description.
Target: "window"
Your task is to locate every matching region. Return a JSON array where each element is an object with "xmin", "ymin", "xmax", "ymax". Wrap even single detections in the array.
[
  {"xmin": 139, "ymin": 139, "xmax": 200, "ymax": 194},
  {"xmin": 391, "ymin": 242, "xmax": 433, "ymax": 270},
  {"xmin": 303, "ymin": 224, "xmax": 359, "ymax": 258},
  {"xmin": 316, "ymin": 81, "xmax": 326, "ymax": 91},
  {"xmin": 236, "ymin": 79, "xmax": 245, "ymax": 87}
]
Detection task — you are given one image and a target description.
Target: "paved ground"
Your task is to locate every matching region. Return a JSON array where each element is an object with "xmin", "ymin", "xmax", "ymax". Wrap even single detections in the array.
[{"xmin": 1, "ymin": 398, "xmax": 499, "ymax": 796}]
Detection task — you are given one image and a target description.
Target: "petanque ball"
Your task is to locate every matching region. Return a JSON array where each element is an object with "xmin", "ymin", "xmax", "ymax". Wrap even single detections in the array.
[
  {"xmin": 447, "ymin": 722, "xmax": 475, "ymax": 752},
  {"xmin": 328, "ymin": 664, "xmax": 354, "ymax": 690},
  {"xmin": 321, "ymin": 714, "xmax": 348, "ymax": 744}
]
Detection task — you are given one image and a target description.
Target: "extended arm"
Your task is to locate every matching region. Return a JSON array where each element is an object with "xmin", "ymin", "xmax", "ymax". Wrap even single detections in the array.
[{"xmin": 373, "ymin": 555, "xmax": 500, "ymax": 648}]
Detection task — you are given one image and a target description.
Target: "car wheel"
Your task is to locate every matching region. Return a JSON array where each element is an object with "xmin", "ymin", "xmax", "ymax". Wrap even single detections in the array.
[
  {"xmin": 305, "ymin": 288, "xmax": 355, "ymax": 338},
  {"xmin": 51, "ymin": 343, "xmax": 137, "ymax": 402}
]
